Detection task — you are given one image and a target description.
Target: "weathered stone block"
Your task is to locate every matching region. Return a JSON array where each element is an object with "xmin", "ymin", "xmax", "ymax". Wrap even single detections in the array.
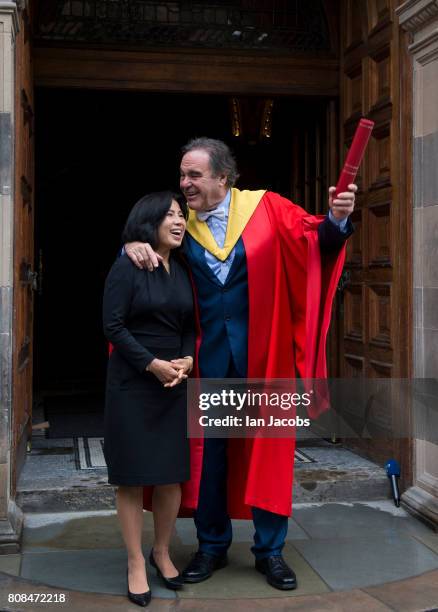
[
  {"xmin": 414, "ymin": 136, "xmax": 423, "ymax": 208},
  {"xmin": 424, "ymin": 287, "xmax": 438, "ymax": 329},
  {"xmin": 423, "ymin": 131, "xmax": 438, "ymax": 206},
  {"xmin": 422, "ymin": 205, "xmax": 438, "ymax": 287}
]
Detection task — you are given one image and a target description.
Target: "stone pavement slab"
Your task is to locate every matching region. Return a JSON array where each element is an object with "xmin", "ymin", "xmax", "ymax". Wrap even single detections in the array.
[
  {"xmin": 172, "ymin": 542, "xmax": 329, "ymax": 599},
  {"xmin": 292, "ymin": 500, "xmax": 433, "ymax": 539},
  {"xmin": 412, "ymin": 530, "xmax": 438, "ymax": 555},
  {"xmin": 174, "ymin": 517, "xmax": 309, "ymax": 546},
  {"xmin": 3, "ymin": 569, "xmax": 438, "ymax": 612},
  {"xmin": 0, "ymin": 554, "xmax": 21, "ymax": 576},
  {"xmin": 0, "ymin": 572, "xmax": 390, "ymax": 612},
  {"xmin": 22, "ymin": 511, "xmax": 158, "ymax": 552},
  {"xmin": 294, "ymin": 533, "xmax": 438, "ymax": 591},
  {"xmin": 20, "ymin": 548, "xmax": 175, "ymax": 599},
  {"xmin": 14, "ymin": 506, "xmax": 438, "ymax": 610},
  {"xmin": 0, "ymin": 572, "xmax": 174, "ymax": 611},
  {"xmin": 364, "ymin": 568, "xmax": 438, "ymax": 611},
  {"xmin": 175, "ymin": 591, "xmax": 394, "ymax": 612},
  {"xmin": 275, "ymin": 590, "xmax": 393, "ymax": 611}
]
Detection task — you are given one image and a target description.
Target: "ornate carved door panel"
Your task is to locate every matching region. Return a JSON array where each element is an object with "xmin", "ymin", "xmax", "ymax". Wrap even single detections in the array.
[{"xmin": 339, "ymin": 0, "xmax": 412, "ymax": 479}]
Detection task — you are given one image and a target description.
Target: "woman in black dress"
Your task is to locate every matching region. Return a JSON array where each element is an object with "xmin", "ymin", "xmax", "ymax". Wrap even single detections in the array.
[{"xmin": 103, "ymin": 192, "xmax": 195, "ymax": 607}]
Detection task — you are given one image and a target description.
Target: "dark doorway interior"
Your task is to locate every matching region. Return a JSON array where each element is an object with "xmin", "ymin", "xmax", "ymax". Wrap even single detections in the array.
[{"xmin": 34, "ymin": 87, "xmax": 330, "ymax": 416}]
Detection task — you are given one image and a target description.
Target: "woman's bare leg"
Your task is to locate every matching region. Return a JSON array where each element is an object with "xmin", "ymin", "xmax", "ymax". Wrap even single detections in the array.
[
  {"xmin": 116, "ymin": 486, "xmax": 149, "ymax": 593},
  {"xmin": 151, "ymin": 483, "xmax": 181, "ymax": 577}
]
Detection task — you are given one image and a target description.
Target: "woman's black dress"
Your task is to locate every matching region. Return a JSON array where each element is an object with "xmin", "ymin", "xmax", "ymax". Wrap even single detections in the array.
[{"xmin": 102, "ymin": 253, "xmax": 195, "ymax": 486}]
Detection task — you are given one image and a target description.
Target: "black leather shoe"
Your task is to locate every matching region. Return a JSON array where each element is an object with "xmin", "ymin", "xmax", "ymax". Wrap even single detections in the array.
[
  {"xmin": 127, "ymin": 569, "xmax": 152, "ymax": 607},
  {"xmin": 149, "ymin": 550, "xmax": 184, "ymax": 590},
  {"xmin": 255, "ymin": 555, "xmax": 297, "ymax": 590},
  {"xmin": 182, "ymin": 551, "xmax": 228, "ymax": 583}
]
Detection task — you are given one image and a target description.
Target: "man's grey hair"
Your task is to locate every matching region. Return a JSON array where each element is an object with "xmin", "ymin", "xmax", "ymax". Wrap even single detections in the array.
[{"xmin": 181, "ymin": 137, "xmax": 240, "ymax": 188}]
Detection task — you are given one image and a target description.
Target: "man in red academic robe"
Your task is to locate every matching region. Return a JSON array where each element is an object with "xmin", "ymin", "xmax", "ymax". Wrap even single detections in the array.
[{"xmin": 126, "ymin": 138, "xmax": 356, "ymax": 590}]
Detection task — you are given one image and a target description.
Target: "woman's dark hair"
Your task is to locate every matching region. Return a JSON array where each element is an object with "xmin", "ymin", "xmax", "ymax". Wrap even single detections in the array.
[{"xmin": 121, "ymin": 191, "xmax": 188, "ymax": 249}]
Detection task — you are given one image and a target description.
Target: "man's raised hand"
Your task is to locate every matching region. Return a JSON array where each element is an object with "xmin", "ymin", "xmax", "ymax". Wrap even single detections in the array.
[{"xmin": 328, "ymin": 183, "xmax": 357, "ymax": 221}]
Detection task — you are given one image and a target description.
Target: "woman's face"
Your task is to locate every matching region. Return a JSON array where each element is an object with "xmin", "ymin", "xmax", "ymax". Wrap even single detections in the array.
[{"xmin": 157, "ymin": 199, "xmax": 186, "ymax": 251}]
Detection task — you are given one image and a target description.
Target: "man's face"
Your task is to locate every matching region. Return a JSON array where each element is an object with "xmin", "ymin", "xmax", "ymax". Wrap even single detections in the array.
[{"xmin": 180, "ymin": 149, "xmax": 228, "ymax": 211}]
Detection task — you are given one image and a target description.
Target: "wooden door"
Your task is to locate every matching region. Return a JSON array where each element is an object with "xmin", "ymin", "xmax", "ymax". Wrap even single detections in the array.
[
  {"xmin": 338, "ymin": 0, "xmax": 412, "ymax": 480},
  {"xmin": 12, "ymin": 5, "xmax": 35, "ymax": 492}
]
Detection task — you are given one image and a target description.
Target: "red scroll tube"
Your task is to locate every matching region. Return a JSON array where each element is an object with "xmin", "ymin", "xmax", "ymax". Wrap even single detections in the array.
[{"xmin": 335, "ymin": 118, "xmax": 374, "ymax": 196}]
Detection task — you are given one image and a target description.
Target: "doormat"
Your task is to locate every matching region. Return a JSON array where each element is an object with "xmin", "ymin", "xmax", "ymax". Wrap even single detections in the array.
[
  {"xmin": 74, "ymin": 437, "xmax": 106, "ymax": 470},
  {"xmin": 74, "ymin": 439, "xmax": 315, "ymax": 470}
]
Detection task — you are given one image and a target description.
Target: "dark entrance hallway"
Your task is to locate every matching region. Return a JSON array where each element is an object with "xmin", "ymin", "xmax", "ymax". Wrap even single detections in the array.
[{"xmin": 34, "ymin": 87, "xmax": 331, "ymax": 408}]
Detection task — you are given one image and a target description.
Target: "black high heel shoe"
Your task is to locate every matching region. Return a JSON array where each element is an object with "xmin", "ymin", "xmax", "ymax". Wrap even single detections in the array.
[
  {"xmin": 149, "ymin": 549, "xmax": 184, "ymax": 590},
  {"xmin": 127, "ymin": 568, "xmax": 152, "ymax": 607}
]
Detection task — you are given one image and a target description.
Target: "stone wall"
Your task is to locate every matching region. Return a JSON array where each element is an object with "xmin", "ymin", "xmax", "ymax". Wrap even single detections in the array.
[{"xmin": 398, "ymin": 0, "xmax": 438, "ymax": 527}]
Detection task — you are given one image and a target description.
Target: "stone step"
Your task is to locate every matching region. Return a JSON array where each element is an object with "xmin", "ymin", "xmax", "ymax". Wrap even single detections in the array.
[
  {"xmin": 17, "ymin": 440, "xmax": 390, "ymax": 512},
  {"xmin": 293, "ymin": 444, "xmax": 390, "ymax": 504},
  {"xmin": 18, "ymin": 485, "xmax": 115, "ymax": 514},
  {"xmin": 17, "ymin": 474, "xmax": 389, "ymax": 513},
  {"xmin": 294, "ymin": 465, "xmax": 389, "ymax": 504}
]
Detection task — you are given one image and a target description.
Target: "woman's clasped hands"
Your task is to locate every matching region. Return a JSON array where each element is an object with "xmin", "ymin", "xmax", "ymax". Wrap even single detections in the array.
[{"xmin": 147, "ymin": 357, "xmax": 193, "ymax": 387}]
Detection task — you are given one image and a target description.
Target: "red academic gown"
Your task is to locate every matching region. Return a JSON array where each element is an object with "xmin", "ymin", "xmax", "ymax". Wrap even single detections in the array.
[{"xmin": 143, "ymin": 191, "xmax": 347, "ymax": 519}]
